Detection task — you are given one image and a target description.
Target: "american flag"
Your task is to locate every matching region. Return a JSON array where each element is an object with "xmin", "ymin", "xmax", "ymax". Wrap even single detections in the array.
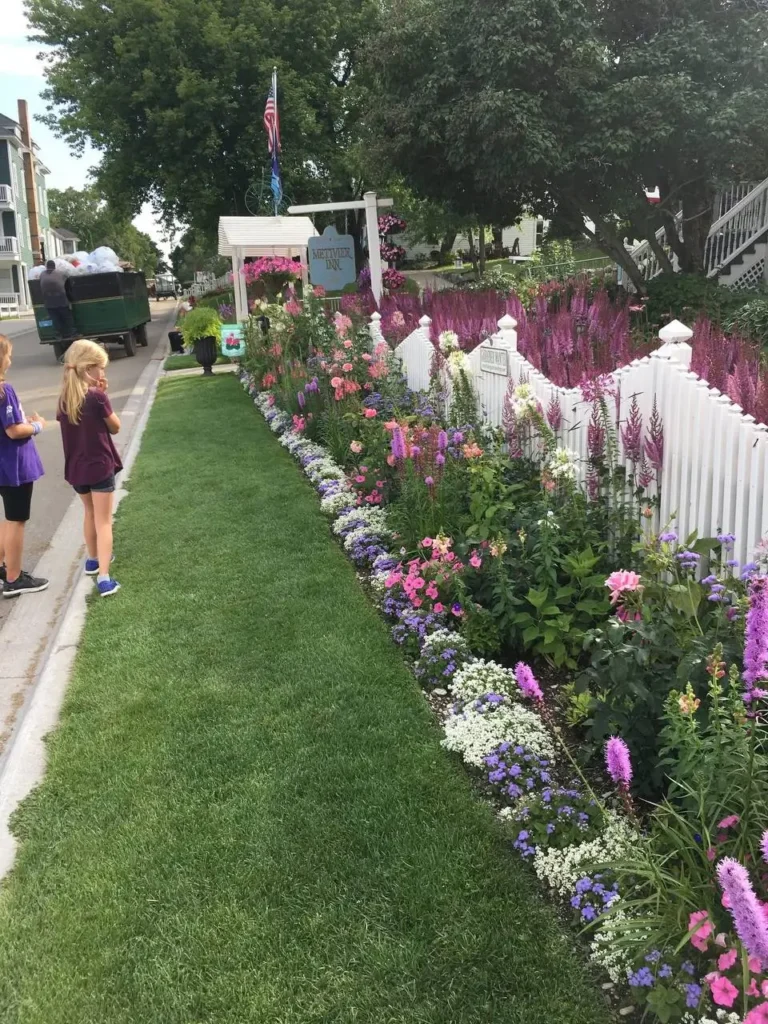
[{"xmin": 264, "ymin": 75, "xmax": 280, "ymax": 155}]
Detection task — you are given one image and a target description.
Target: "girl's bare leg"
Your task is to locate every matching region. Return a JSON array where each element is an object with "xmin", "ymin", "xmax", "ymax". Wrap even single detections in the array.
[
  {"xmin": 78, "ymin": 492, "xmax": 97, "ymax": 559},
  {"xmin": 91, "ymin": 491, "xmax": 114, "ymax": 576}
]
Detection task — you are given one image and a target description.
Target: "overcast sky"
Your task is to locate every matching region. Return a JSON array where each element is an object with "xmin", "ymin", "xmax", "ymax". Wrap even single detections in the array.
[{"xmin": 0, "ymin": 0, "xmax": 172, "ymax": 256}]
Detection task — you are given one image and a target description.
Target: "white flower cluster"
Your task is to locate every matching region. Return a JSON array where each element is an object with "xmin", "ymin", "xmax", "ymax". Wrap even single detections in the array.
[
  {"xmin": 306, "ymin": 458, "xmax": 346, "ymax": 484},
  {"xmin": 536, "ymin": 510, "xmax": 560, "ymax": 530},
  {"xmin": 533, "ymin": 813, "xmax": 635, "ymax": 896},
  {"xmin": 546, "ymin": 447, "xmax": 580, "ymax": 483},
  {"xmin": 450, "ymin": 659, "xmax": 516, "ymax": 702},
  {"xmin": 509, "ymin": 382, "xmax": 542, "ymax": 420},
  {"xmin": 369, "ymin": 569, "xmax": 391, "ymax": 601},
  {"xmin": 442, "ymin": 700, "xmax": 554, "ymax": 767},
  {"xmin": 332, "ymin": 506, "xmax": 389, "ymax": 537},
  {"xmin": 438, "ymin": 330, "xmax": 459, "ymax": 353},
  {"xmin": 268, "ymin": 411, "xmax": 292, "ymax": 434},
  {"xmin": 588, "ymin": 907, "xmax": 635, "ymax": 984},
  {"xmin": 343, "ymin": 524, "xmax": 390, "ymax": 552},
  {"xmin": 447, "ymin": 349, "xmax": 471, "ymax": 378},
  {"xmin": 320, "ymin": 490, "xmax": 356, "ymax": 517},
  {"xmin": 681, "ymin": 1014, "xmax": 742, "ymax": 1024},
  {"xmin": 254, "ymin": 392, "xmax": 274, "ymax": 415}
]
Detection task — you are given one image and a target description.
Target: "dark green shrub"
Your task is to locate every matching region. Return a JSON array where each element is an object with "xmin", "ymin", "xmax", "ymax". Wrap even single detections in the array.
[{"xmin": 644, "ymin": 273, "xmax": 751, "ymax": 330}]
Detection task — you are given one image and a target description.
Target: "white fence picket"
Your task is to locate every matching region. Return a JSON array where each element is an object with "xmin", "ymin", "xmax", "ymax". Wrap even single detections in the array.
[{"xmin": 387, "ymin": 313, "xmax": 768, "ymax": 561}]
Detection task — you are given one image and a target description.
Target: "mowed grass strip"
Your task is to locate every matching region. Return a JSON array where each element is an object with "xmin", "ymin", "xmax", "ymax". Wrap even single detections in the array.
[{"xmin": 0, "ymin": 376, "xmax": 609, "ymax": 1024}]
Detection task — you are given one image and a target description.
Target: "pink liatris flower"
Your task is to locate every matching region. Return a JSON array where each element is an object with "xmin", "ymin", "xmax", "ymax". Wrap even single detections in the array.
[
  {"xmin": 515, "ymin": 662, "xmax": 543, "ymax": 702},
  {"xmin": 689, "ymin": 910, "xmax": 714, "ymax": 951},
  {"xmin": 605, "ymin": 736, "xmax": 632, "ymax": 788},
  {"xmin": 718, "ymin": 857, "xmax": 768, "ymax": 965},
  {"xmin": 604, "ymin": 570, "xmax": 643, "ymax": 604}
]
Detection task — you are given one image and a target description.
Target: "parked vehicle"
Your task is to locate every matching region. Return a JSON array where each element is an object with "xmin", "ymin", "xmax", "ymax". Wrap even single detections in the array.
[{"xmin": 30, "ymin": 271, "xmax": 152, "ymax": 361}]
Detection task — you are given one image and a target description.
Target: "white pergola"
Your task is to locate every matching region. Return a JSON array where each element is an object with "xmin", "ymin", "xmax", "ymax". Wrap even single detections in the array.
[{"xmin": 218, "ymin": 216, "xmax": 318, "ymax": 322}]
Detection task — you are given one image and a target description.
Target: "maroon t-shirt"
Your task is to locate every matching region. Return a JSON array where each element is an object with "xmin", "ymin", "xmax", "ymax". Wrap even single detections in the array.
[{"xmin": 58, "ymin": 388, "xmax": 123, "ymax": 487}]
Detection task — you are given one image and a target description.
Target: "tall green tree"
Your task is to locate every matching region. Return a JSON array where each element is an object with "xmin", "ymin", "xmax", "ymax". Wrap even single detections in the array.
[
  {"xmin": 48, "ymin": 186, "xmax": 163, "ymax": 275},
  {"xmin": 28, "ymin": 0, "xmax": 379, "ymax": 236},
  {"xmin": 365, "ymin": 0, "xmax": 768, "ymax": 288}
]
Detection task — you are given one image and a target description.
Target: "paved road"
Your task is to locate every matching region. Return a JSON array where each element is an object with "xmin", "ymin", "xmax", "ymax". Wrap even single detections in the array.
[{"xmin": 0, "ymin": 301, "xmax": 177, "ymax": 623}]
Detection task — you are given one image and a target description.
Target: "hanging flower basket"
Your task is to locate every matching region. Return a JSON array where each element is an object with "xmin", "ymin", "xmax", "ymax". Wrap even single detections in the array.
[{"xmin": 241, "ymin": 257, "xmax": 306, "ymax": 302}]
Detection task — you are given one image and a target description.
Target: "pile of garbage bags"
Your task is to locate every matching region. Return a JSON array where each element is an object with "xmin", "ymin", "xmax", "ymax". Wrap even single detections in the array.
[{"xmin": 29, "ymin": 247, "xmax": 125, "ymax": 280}]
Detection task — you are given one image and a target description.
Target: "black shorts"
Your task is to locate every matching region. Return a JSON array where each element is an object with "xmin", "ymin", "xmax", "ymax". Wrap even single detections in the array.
[
  {"xmin": 0, "ymin": 482, "xmax": 34, "ymax": 523},
  {"xmin": 73, "ymin": 474, "xmax": 116, "ymax": 495}
]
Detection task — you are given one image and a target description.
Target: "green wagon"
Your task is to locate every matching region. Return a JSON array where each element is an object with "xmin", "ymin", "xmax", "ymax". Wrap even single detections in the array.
[{"xmin": 30, "ymin": 271, "xmax": 152, "ymax": 362}]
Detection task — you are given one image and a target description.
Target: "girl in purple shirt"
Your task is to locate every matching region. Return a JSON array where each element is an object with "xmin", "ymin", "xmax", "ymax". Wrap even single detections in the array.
[
  {"xmin": 0, "ymin": 334, "xmax": 48, "ymax": 597},
  {"xmin": 57, "ymin": 339, "xmax": 122, "ymax": 597}
]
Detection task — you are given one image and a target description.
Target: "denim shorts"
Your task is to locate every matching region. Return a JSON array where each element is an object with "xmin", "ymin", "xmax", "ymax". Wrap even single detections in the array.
[{"xmin": 73, "ymin": 474, "xmax": 116, "ymax": 495}]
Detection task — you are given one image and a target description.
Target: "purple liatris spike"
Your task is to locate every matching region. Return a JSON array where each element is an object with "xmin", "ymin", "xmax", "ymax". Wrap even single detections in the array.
[
  {"xmin": 515, "ymin": 662, "xmax": 543, "ymax": 702},
  {"xmin": 546, "ymin": 396, "xmax": 562, "ymax": 432},
  {"xmin": 621, "ymin": 396, "xmax": 643, "ymax": 463},
  {"xmin": 744, "ymin": 577, "xmax": 768, "ymax": 695},
  {"xmin": 717, "ymin": 857, "xmax": 768, "ymax": 965},
  {"xmin": 297, "ymin": 391, "xmax": 305, "ymax": 409},
  {"xmin": 391, "ymin": 426, "xmax": 406, "ymax": 461},
  {"xmin": 645, "ymin": 398, "xmax": 664, "ymax": 471},
  {"xmin": 437, "ymin": 430, "xmax": 448, "ymax": 451},
  {"xmin": 605, "ymin": 737, "xmax": 632, "ymax": 788}
]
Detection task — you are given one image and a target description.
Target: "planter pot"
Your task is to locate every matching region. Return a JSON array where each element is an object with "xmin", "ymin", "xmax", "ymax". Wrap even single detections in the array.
[
  {"xmin": 168, "ymin": 330, "xmax": 184, "ymax": 353},
  {"xmin": 194, "ymin": 335, "xmax": 218, "ymax": 376}
]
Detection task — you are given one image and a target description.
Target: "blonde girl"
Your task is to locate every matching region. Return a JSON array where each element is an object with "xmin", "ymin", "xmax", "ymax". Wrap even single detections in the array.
[
  {"xmin": 57, "ymin": 340, "xmax": 122, "ymax": 597},
  {"xmin": 0, "ymin": 334, "xmax": 48, "ymax": 596}
]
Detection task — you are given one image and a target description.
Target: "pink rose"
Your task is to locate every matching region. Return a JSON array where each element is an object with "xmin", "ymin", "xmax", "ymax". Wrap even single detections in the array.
[
  {"xmin": 330, "ymin": 376, "xmax": 343, "ymax": 389},
  {"xmin": 364, "ymin": 408, "xmax": 378, "ymax": 418},
  {"xmin": 604, "ymin": 569, "xmax": 643, "ymax": 604},
  {"xmin": 689, "ymin": 910, "xmax": 713, "ymax": 952}
]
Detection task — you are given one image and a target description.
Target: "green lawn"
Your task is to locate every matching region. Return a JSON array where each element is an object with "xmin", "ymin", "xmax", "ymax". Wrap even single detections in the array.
[{"xmin": 0, "ymin": 376, "xmax": 609, "ymax": 1024}]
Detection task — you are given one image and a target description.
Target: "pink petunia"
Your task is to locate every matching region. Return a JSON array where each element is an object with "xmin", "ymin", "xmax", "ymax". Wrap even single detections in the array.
[
  {"xmin": 718, "ymin": 948, "xmax": 738, "ymax": 971},
  {"xmin": 433, "ymin": 602, "xmax": 445, "ymax": 614},
  {"xmin": 746, "ymin": 1005, "xmax": 768, "ymax": 1024},
  {"xmin": 355, "ymin": 475, "xmax": 366, "ymax": 484},
  {"xmin": 719, "ymin": 815, "xmax": 741, "ymax": 829},
  {"xmin": 421, "ymin": 537, "xmax": 433, "ymax": 548},
  {"xmin": 469, "ymin": 553, "xmax": 482, "ymax": 569},
  {"xmin": 689, "ymin": 910, "xmax": 713, "ymax": 952},
  {"xmin": 709, "ymin": 974, "xmax": 739, "ymax": 1007}
]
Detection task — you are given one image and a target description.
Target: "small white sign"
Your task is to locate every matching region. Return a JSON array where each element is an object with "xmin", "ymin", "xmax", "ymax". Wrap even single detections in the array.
[{"xmin": 479, "ymin": 346, "xmax": 509, "ymax": 376}]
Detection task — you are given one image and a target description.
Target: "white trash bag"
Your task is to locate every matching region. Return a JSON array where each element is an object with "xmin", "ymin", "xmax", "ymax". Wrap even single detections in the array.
[
  {"xmin": 90, "ymin": 246, "xmax": 119, "ymax": 265},
  {"xmin": 28, "ymin": 265, "xmax": 44, "ymax": 280}
]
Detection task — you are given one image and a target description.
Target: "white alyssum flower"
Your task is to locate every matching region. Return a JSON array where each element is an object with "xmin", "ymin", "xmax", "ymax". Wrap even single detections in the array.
[
  {"xmin": 369, "ymin": 569, "xmax": 391, "ymax": 601},
  {"xmin": 681, "ymin": 1014, "xmax": 742, "ymax": 1024},
  {"xmin": 320, "ymin": 490, "xmax": 356, "ymax": 516},
  {"xmin": 450, "ymin": 659, "xmax": 517, "ymax": 702},
  {"xmin": 588, "ymin": 906, "xmax": 634, "ymax": 984},
  {"xmin": 254, "ymin": 392, "xmax": 275, "ymax": 414},
  {"xmin": 533, "ymin": 814, "xmax": 635, "ymax": 896},
  {"xmin": 306, "ymin": 458, "xmax": 345, "ymax": 483},
  {"xmin": 547, "ymin": 447, "xmax": 580, "ymax": 482},
  {"xmin": 442, "ymin": 699, "xmax": 554, "ymax": 767},
  {"xmin": 268, "ymin": 411, "xmax": 291, "ymax": 434},
  {"xmin": 332, "ymin": 506, "xmax": 389, "ymax": 537},
  {"xmin": 343, "ymin": 524, "xmax": 391, "ymax": 552}
]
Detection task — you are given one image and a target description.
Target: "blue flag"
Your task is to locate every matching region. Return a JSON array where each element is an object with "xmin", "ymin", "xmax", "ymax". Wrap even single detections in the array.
[{"xmin": 271, "ymin": 151, "xmax": 283, "ymax": 207}]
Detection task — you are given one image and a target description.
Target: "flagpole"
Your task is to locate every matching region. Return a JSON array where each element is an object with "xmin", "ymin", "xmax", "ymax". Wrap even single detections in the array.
[{"xmin": 272, "ymin": 67, "xmax": 279, "ymax": 217}]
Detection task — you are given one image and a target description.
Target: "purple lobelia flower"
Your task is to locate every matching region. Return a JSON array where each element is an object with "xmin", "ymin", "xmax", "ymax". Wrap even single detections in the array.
[
  {"xmin": 621, "ymin": 395, "xmax": 643, "ymax": 463},
  {"xmin": 717, "ymin": 857, "xmax": 768, "ymax": 965},
  {"xmin": 743, "ymin": 576, "xmax": 768, "ymax": 696},
  {"xmin": 605, "ymin": 737, "xmax": 632, "ymax": 789},
  {"xmin": 515, "ymin": 662, "xmax": 544, "ymax": 702}
]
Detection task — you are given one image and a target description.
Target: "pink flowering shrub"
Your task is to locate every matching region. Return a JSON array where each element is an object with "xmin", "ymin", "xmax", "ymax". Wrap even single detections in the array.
[{"xmin": 385, "ymin": 535, "xmax": 467, "ymax": 617}]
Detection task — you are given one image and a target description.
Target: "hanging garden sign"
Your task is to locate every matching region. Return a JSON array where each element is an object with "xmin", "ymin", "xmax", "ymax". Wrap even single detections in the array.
[{"xmin": 308, "ymin": 226, "xmax": 356, "ymax": 291}]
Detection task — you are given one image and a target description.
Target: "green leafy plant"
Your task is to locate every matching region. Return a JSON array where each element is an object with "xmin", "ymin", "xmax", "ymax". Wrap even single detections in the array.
[
  {"xmin": 180, "ymin": 306, "xmax": 221, "ymax": 346},
  {"xmin": 723, "ymin": 297, "xmax": 768, "ymax": 346}
]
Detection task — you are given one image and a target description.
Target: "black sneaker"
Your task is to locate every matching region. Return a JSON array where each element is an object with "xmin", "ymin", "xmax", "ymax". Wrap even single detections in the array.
[
  {"xmin": 3, "ymin": 571, "xmax": 49, "ymax": 597},
  {"xmin": 0, "ymin": 564, "xmax": 5, "ymax": 584}
]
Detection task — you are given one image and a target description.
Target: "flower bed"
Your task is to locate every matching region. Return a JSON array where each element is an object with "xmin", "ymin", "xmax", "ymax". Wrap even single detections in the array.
[{"xmin": 239, "ymin": 294, "xmax": 768, "ymax": 1024}]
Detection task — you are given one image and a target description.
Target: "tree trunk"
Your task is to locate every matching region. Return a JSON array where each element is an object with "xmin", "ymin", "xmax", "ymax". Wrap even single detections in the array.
[
  {"xmin": 478, "ymin": 225, "xmax": 486, "ymax": 277},
  {"xmin": 680, "ymin": 179, "xmax": 716, "ymax": 275},
  {"xmin": 467, "ymin": 227, "xmax": 478, "ymax": 274},
  {"xmin": 580, "ymin": 200, "xmax": 648, "ymax": 294},
  {"xmin": 492, "ymin": 226, "xmax": 503, "ymax": 258},
  {"xmin": 440, "ymin": 231, "xmax": 457, "ymax": 259},
  {"xmin": 645, "ymin": 226, "xmax": 676, "ymax": 276}
]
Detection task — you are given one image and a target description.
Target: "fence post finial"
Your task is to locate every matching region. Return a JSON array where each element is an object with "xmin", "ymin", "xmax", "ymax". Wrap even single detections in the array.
[
  {"xmin": 419, "ymin": 314, "xmax": 432, "ymax": 342},
  {"xmin": 657, "ymin": 319, "xmax": 693, "ymax": 369},
  {"xmin": 369, "ymin": 310, "xmax": 383, "ymax": 347},
  {"xmin": 496, "ymin": 314, "xmax": 518, "ymax": 352}
]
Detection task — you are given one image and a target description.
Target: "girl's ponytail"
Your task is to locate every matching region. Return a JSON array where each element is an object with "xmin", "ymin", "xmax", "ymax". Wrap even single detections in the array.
[{"xmin": 59, "ymin": 339, "xmax": 108, "ymax": 424}]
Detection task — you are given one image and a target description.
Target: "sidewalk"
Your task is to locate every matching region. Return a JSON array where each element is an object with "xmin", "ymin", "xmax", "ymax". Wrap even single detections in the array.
[{"xmin": 0, "ymin": 376, "xmax": 607, "ymax": 1024}]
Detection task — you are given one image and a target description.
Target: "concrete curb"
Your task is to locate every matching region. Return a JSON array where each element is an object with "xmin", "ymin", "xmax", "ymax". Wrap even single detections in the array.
[{"xmin": 0, "ymin": 319, "xmax": 170, "ymax": 880}]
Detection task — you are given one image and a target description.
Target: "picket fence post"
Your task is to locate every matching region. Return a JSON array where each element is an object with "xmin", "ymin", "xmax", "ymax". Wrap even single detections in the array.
[{"xmin": 368, "ymin": 311, "xmax": 383, "ymax": 348}]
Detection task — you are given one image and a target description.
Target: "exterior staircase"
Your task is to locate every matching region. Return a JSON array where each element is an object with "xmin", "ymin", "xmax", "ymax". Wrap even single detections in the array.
[{"xmin": 629, "ymin": 178, "xmax": 768, "ymax": 289}]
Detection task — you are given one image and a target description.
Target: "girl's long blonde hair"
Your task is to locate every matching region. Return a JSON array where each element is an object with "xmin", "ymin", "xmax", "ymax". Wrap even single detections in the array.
[
  {"xmin": 59, "ymin": 339, "xmax": 109, "ymax": 424},
  {"xmin": 0, "ymin": 335, "xmax": 11, "ymax": 399}
]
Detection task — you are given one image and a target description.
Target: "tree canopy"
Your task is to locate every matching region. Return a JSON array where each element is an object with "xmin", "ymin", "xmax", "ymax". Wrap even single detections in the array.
[
  {"xmin": 48, "ymin": 186, "xmax": 164, "ymax": 275},
  {"xmin": 28, "ymin": 0, "xmax": 379, "ymax": 235},
  {"xmin": 364, "ymin": 0, "xmax": 768, "ymax": 286}
]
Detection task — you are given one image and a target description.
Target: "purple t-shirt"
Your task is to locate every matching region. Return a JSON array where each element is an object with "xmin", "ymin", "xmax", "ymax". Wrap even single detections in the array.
[
  {"xmin": 0, "ymin": 384, "xmax": 44, "ymax": 487},
  {"xmin": 58, "ymin": 388, "xmax": 123, "ymax": 487}
]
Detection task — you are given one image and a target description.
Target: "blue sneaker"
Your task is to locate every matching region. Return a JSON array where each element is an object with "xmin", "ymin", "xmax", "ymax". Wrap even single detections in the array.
[
  {"xmin": 97, "ymin": 578, "xmax": 121, "ymax": 598},
  {"xmin": 86, "ymin": 555, "xmax": 114, "ymax": 576}
]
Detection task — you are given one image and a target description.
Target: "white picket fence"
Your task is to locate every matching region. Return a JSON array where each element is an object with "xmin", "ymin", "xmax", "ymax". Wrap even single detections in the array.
[{"xmin": 383, "ymin": 313, "xmax": 768, "ymax": 567}]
